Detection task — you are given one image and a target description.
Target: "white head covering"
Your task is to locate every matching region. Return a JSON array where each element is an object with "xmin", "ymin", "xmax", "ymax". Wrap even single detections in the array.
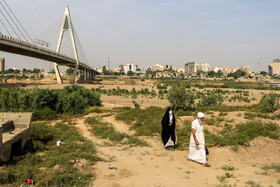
[{"xmin": 197, "ymin": 112, "xmax": 205, "ymax": 118}]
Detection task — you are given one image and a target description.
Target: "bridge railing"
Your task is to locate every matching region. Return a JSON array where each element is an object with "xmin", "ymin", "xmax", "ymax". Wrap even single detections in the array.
[{"xmin": 0, "ymin": 34, "xmax": 77, "ymax": 63}]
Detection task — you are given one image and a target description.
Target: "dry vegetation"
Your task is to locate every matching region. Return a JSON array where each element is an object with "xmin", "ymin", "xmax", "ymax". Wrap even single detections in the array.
[{"xmin": 0, "ymin": 77, "xmax": 279, "ymax": 186}]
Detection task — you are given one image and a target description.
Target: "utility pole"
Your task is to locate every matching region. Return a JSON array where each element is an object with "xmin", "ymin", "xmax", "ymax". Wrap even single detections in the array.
[{"xmin": 108, "ymin": 56, "xmax": 110, "ymax": 72}]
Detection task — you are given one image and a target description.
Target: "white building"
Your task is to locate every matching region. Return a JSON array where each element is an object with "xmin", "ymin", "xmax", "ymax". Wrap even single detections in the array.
[
  {"xmin": 149, "ymin": 64, "xmax": 164, "ymax": 71},
  {"xmin": 185, "ymin": 62, "xmax": 211, "ymax": 74},
  {"xmin": 93, "ymin": 67, "xmax": 103, "ymax": 74},
  {"xmin": 120, "ymin": 62, "xmax": 138, "ymax": 74},
  {"xmin": 213, "ymin": 67, "xmax": 223, "ymax": 73},
  {"xmin": 199, "ymin": 63, "xmax": 211, "ymax": 72}
]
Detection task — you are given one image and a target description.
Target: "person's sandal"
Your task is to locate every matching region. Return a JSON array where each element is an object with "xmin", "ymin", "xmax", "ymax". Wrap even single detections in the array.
[{"xmin": 202, "ymin": 163, "xmax": 211, "ymax": 167}]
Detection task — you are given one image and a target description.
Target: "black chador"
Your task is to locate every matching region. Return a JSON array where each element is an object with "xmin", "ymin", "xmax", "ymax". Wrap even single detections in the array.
[{"xmin": 161, "ymin": 107, "xmax": 176, "ymax": 150}]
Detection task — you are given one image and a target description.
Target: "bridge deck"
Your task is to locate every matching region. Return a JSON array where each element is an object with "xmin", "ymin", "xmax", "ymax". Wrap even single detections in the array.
[{"xmin": 0, "ymin": 35, "xmax": 94, "ymax": 71}]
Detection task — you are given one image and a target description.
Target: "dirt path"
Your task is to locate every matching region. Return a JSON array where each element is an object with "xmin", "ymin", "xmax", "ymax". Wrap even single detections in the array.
[
  {"xmin": 74, "ymin": 114, "xmax": 280, "ymax": 187},
  {"xmin": 101, "ymin": 116, "xmax": 136, "ymax": 135}
]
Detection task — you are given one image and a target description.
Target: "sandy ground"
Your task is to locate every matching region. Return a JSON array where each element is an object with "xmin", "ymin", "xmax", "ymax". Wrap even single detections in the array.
[
  {"xmin": 12, "ymin": 80, "xmax": 280, "ymax": 186},
  {"xmin": 73, "ymin": 110, "xmax": 280, "ymax": 187}
]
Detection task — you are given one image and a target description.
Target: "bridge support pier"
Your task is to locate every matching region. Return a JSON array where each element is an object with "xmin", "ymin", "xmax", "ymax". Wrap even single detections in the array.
[
  {"xmin": 54, "ymin": 63, "xmax": 63, "ymax": 84},
  {"xmin": 84, "ymin": 68, "xmax": 87, "ymax": 81}
]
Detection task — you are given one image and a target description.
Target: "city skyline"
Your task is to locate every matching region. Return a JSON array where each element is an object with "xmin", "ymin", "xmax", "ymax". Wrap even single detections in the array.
[{"xmin": 0, "ymin": 0, "xmax": 280, "ymax": 72}]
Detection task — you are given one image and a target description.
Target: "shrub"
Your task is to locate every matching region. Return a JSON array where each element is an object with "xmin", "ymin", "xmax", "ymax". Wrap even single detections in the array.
[
  {"xmin": 0, "ymin": 122, "xmax": 99, "ymax": 186},
  {"xmin": 32, "ymin": 107, "xmax": 57, "ymax": 121},
  {"xmin": 259, "ymin": 93, "xmax": 280, "ymax": 113},
  {"xmin": 198, "ymin": 94, "xmax": 223, "ymax": 107},
  {"xmin": 168, "ymin": 85, "xmax": 195, "ymax": 110},
  {"xmin": 85, "ymin": 116, "xmax": 147, "ymax": 146},
  {"xmin": 0, "ymin": 86, "xmax": 102, "ymax": 121},
  {"xmin": 115, "ymin": 106, "xmax": 165, "ymax": 136}
]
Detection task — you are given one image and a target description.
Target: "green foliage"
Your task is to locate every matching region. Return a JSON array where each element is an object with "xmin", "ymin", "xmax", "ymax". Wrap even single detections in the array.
[
  {"xmin": 259, "ymin": 93, "xmax": 280, "ymax": 113},
  {"xmin": 168, "ymin": 85, "xmax": 195, "ymax": 110},
  {"xmin": 217, "ymin": 172, "xmax": 234, "ymax": 183},
  {"xmin": 85, "ymin": 116, "xmax": 148, "ymax": 146},
  {"xmin": 205, "ymin": 121, "xmax": 280, "ymax": 147},
  {"xmin": 132, "ymin": 100, "xmax": 142, "ymax": 109},
  {"xmin": 204, "ymin": 118, "xmax": 215, "ymax": 126},
  {"xmin": 261, "ymin": 163, "xmax": 280, "ymax": 172},
  {"xmin": 115, "ymin": 106, "xmax": 165, "ymax": 136},
  {"xmin": 0, "ymin": 122, "xmax": 99, "ymax": 186},
  {"xmin": 245, "ymin": 180, "xmax": 262, "ymax": 187},
  {"xmin": 32, "ymin": 107, "xmax": 57, "ymax": 121},
  {"xmin": 198, "ymin": 94, "xmax": 223, "ymax": 107},
  {"xmin": 221, "ymin": 165, "xmax": 236, "ymax": 171},
  {"xmin": 0, "ymin": 85, "xmax": 102, "ymax": 120},
  {"xmin": 176, "ymin": 120, "xmax": 192, "ymax": 150},
  {"xmin": 227, "ymin": 69, "xmax": 246, "ymax": 79},
  {"xmin": 92, "ymin": 87, "xmax": 157, "ymax": 98},
  {"xmin": 66, "ymin": 67, "xmax": 74, "ymax": 75}
]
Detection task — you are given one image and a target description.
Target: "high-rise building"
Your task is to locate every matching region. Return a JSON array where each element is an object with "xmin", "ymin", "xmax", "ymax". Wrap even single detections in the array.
[
  {"xmin": 0, "ymin": 58, "xmax": 5, "ymax": 72},
  {"xmin": 149, "ymin": 64, "xmax": 164, "ymax": 71},
  {"xmin": 268, "ymin": 59, "xmax": 280, "ymax": 75},
  {"xmin": 199, "ymin": 63, "xmax": 211, "ymax": 72},
  {"xmin": 185, "ymin": 62, "xmax": 197, "ymax": 74},
  {"xmin": 120, "ymin": 62, "xmax": 138, "ymax": 74},
  {"xmin": 185, "ymin": 62, "xmax": 211, "ymax": 75}
]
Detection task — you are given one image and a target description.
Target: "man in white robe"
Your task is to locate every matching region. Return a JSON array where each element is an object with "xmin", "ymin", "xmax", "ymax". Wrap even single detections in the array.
[{"xmin": 188, "ymin": 112, "xmax": 210, "ymax": 167}]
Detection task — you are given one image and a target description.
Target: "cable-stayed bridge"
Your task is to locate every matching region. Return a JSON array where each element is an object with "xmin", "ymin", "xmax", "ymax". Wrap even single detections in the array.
[{"xmin": 0, "ymin": 1, "xmax": 96, "ymax": 84}]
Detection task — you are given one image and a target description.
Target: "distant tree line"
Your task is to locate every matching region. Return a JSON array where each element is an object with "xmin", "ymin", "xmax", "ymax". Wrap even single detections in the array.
[
  {"xmin": 0, "ymin": 68, "xmax": 43, "ymax": 74},
  {"xmin": 0, "ymin": 85, "xmax": 102, "ymax": 120}
]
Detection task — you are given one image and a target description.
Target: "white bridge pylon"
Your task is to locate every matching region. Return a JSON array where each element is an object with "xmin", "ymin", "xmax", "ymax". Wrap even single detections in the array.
[{"xmin": 54, "ymin": 6, "xmax": 80, "ymax": 84}]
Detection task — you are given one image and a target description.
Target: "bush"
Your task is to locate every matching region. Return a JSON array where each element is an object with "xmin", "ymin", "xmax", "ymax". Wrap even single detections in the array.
[
  {"xmin": 259, "ymin": 93, "xmax": 280, "ymax": 113},
  {"xmin": 0, "ymin": 122, "xmax": 99, "ymax": 186},
  {"xmin": 168, "ymin": 85, "xmax": 195, "ymax": 110},
  {"xmin": 115, "ymin": 106, "xmax": 165, "ymax": 136},
  {"xmin": 0, "ymin": 85, "xmax": 102, "ymax": 118},
  {"xmin": 32, "ymin": 107, "xmax": 57, "ymax": 121},
  {"xmin": 198, "ymin": 94, "xmax": 223, "ymax": 107}
]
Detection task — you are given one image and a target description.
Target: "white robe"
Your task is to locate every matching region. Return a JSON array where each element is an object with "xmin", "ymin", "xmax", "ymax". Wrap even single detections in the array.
[{"xmin": 188, "ymin": 118, "xmax": 206, "ymax": 164}]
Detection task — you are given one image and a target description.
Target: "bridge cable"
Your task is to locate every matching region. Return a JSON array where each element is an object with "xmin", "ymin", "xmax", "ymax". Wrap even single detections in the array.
[
  {"xmin": 2, "ymin": 0, "xmax": 34, "ymax": 44},
  {"xmin": 0, "ymin": 8, "xmax": 22, "ymax": 40},
  {"xmin": 0, "ymin": 18, "xmax": 12, "ymax": 36},
  {"xmin": 0, "ymin": 2, "xmax": 25, "ymax": 41},
  {"xmin": 73, "ymin": 26, "xmax": 89, "ymax": 64},
  {"xmin": 34, "ymin": 18, "xmax": 62, "ymax": 49}
]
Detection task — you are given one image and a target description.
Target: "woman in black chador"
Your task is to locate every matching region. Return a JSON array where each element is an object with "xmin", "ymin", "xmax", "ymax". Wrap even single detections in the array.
[{"xmin": 161, "ymin": 107, "xmax": 176, "ymax": 150}]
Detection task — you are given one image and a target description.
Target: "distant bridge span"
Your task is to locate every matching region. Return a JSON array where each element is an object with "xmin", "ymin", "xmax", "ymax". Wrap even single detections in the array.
[
  {"xmin": 0, "ymin": 6, "xmax": 97, "ymax": 84},
  {"xmin": 0, "ymin": 35, "xmax": 95, "ymax": 72}
]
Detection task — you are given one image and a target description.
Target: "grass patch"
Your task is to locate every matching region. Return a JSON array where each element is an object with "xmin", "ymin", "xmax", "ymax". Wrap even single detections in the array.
[
  {"xmin": 261, "ymin": 163, "xmax": 280, "ymax": 173},
  {"xmin": 0, "ymin": 122, "xmax": 100, "ymax": 186},
  {"xmin": 84, "ymin": 116, "xmax": 148, "ymax": 146},
  {"xmin": 115, "ymin": 106, "xmax": 166, "ymax": 136},
  {"xmin": 204, "ymin": 118, "xmax": 215, "ymax": 126},
  {"xmin": 245, "ymin": 180, "xmax": 262, "ymax": 187},
  {"xmin": 176, "ymin": 120, "xmax": 192, "ymax": 150},
  {"xmin": 221, "ymin": 165, "xmax": 236, "ymax": 171},
  {"xmin": 216, "ymin": 172, "xmax": 234, "ymax": 182},
  {"xmin": 205, "ymin": 121, "xmax": 280, "ymax": 147}
]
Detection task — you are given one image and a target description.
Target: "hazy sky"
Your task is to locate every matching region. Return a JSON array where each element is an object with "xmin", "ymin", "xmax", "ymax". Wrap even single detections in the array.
[{"xmin": 0, "ymin": 0, "xmax": 280, "ymax": 72}]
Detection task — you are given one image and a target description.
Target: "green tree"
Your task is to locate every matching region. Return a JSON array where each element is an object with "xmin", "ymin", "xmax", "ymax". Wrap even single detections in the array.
[
  {"xmin": 102, "ymin": 66, "xmax": 111, "ymax": 75},
  {"xmin": 50, "ymin": 69, "xmax": 55, "ymax": 74},
  {"xmin": 33, "ymin": 68, "xmax": 40, "ymax": 74},
  {"xmin": 207, "ymin": 71, "xmax": 215, "ymax": 78},
  {"xmin": 66, "ymin": 68, "xmax": 74, "ymax": 75},
  {"xmin": 167, "ymin": 85, "xmax": 195, "ymax": 110},
  {"xmin": 260, "ymin": 71, "xmax": 267, "ymax": 76},
  {"xmin": 217, "ymin": 70, "xmax": 223, "ymax": 77},
  {"xmin": 127, "ymin": 71, "xmax": 134, "ymax": 76},
  {"xmin": 259, "ymin": 93, "xmax": 279, "ymax": 113}
]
